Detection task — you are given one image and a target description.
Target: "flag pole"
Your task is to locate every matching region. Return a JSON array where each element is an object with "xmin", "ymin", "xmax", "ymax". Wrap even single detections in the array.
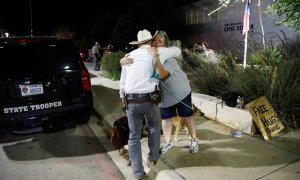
[
  {"xmin": 243, "ymin": 31, "xmax": 248, "ymax": 69},
  {"xmin": 242, "ymin": 0, "xmax": 251, "ymax": 69}
]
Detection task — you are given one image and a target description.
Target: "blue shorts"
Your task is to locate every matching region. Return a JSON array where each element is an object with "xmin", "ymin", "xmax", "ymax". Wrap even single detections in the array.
[{"xmin": 160, "ymin": 93, "xmax": 193, "ymax": 119}]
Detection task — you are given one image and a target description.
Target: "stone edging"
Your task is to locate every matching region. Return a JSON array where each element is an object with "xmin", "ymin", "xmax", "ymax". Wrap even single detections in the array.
[
  {"xmin": 192, "ymin": 92, "xmax": 256, "ymax": 135},
  {"xmin": 90, "ymin": 71, "xmax": 256, "ymax": 135}
]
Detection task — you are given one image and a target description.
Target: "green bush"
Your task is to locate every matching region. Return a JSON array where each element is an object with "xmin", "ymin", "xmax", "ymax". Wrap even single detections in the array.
[
  {"xmin": 180, "ymin": 51, "xmax": 229, "ymax": 97},
  {"xmin": 182, "ymin": 45, "xmax": 300, "ymax": 131},
  {"xmin": 271, "ymin": 61, "xmax": 300, "ymax": 130},
  {"xmin": 227, "ymin": 47, "xmax": 300, "ymax": 130},
  {"xmin": 248, "ymin": 46, "xmax": 288, "ymax": 66},
  {"xmin": 100, "ymin": 51, "xmax": 126, "ymax": 80}
]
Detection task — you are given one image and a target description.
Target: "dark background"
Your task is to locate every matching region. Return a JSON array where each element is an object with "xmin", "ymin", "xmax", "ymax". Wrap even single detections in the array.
[{"xmin": 0, "ymin": 0, "xmax": 199, "ymax": 47}]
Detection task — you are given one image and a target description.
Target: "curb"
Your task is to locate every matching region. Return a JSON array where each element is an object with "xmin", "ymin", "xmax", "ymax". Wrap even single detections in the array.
[{"xmin": 91, "ymin": 95, "xmax": 181, "ymax": 179}]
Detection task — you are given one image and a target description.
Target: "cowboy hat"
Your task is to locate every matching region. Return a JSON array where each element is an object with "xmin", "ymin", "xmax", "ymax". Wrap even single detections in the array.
[{"xmin": 129, "ymin": 29, "xmax": 158, "ymax": 45}]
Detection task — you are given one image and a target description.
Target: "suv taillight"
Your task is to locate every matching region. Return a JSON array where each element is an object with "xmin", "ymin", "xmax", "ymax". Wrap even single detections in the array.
[{"xmin": 81, "ymin": 68, "xmax": 91, "ymax": 91}]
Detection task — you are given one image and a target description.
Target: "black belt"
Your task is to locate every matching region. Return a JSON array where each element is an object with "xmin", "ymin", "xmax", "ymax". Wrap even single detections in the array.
[
  {"xmin": 125, "ymin": 92, "xmax": 154, "ymax": 98},
  {"xmin": 126, "ymin": 97, "xmax": 152, "ymax": 104}
]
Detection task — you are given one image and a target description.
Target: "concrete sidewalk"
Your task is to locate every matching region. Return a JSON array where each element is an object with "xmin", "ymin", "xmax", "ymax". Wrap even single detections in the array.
[{"xmin": 86, "ymin": 63, "xmax": 300, "ymax": 180}]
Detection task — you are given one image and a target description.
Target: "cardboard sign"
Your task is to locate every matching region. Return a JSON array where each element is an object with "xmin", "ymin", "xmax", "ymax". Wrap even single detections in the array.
[{"xmin": 246, "ymin": 96, "xmax": 284, "ymax": 140}]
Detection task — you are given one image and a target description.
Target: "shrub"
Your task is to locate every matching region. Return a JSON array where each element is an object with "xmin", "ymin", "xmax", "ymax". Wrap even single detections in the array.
[
  {"xmin": 100, "ymin": 51, "xmax": 126, "ymax": 80},
  {"xmin": 182, "ymin": 45, "xmax": 300, "ymax": 131},
  {"xmin": 224, "ymin": 46, "xmax": 299, "ymax": 130},
  {"xmin": 271, "ymin": 61, "xmax": 300, "ymax": 130},
  {"xmin": 180, "ymin": 50, "xmax": 229, "ymax": 97}
]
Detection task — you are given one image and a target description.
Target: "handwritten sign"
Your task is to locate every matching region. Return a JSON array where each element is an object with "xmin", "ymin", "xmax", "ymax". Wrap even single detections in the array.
[{"xmin": 246, "ymin": 96, "xmax": 284, "ymax": 140}]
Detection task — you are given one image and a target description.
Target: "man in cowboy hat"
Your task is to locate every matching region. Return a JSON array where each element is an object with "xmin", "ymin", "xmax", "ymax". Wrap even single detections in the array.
[{"xmin": 119, "ymin": 29, "xmax": 181, "ymax": 179}]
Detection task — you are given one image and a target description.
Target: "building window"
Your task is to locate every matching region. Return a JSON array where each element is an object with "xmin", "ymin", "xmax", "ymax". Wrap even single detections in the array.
[
  {"xmin": 227, "ymin": 4, "xmax": 236, "ymax": 19},
  {"xmin": 185, "ymin": 0, "xmax": 252, "ymax": 24},
  {"xmin": 192, "ymin": 8, "xmax": 198, "ymax": 24},
  {"xmin": 185, "ymin": 6, "xmax": 214, "ymax": 25},
  {"xmin": 203, "ymin": 7, "xmax": 211, "ymax": 23},
  {"xmin": 186, "ymin": 9, "xmax": 191, "ymax": 25}
]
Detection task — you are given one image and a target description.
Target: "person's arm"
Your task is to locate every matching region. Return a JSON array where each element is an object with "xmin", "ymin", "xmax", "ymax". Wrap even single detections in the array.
[
  {"xmin": 119, "ymin": 66, "xmax": 127, "ymax": 98},
  {"xmin": 120, "ymin": 54, "xmax": 134, "ymax": 66},
  {"xmin": 151, "ymin": 47, "xmax": 170, "ymax": 80},
  {"xmin": 157, "ymin": 46, "xmax": 181, "ymax": 64},
  {"xmin": 92, "ymin": 46, "xmax": 96, "ymax": 55}
]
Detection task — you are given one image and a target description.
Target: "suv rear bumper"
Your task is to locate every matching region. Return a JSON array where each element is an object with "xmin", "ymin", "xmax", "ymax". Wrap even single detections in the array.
[{"xmin": 0, "ymin": 102, "xmax": 92, "ymax": 133}]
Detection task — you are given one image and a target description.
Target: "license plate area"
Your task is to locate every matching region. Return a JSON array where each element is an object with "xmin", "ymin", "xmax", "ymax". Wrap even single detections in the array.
[{"xmin": 20, "ymin": 84, "xmax": 44, "ymax": 96}]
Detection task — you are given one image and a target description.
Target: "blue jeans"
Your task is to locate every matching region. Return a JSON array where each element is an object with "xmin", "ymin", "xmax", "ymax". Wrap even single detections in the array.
[
  {"xmin": 126, "ymin": 102, "xmax": 161, "ymax": 179},
  {"xmin": 93, "ymin": 55, "xmax": 100, "ymax": 71}
]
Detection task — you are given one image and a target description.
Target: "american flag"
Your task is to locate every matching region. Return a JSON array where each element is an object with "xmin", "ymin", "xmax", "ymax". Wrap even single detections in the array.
[{"xmin": 242, "ymin": 0, "xmax": 251, "ymax": 35}]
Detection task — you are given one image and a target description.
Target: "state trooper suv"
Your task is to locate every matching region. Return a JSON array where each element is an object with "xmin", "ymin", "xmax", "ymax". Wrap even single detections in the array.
[{"xmin": 0, "ymin": 36, "xmax": 93, "ymax": 133}]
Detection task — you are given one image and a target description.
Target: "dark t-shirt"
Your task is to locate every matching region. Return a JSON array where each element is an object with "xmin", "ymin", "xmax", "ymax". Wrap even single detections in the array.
[{"xmin": 99, "ymin": 49, "xmax": 104, "ymax": 57}]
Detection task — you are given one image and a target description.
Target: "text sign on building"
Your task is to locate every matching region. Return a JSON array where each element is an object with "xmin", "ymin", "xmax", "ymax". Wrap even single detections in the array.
[
  {"xmin": 224, "ymin": 22, "xmax": 254, "ymax": 33},
  {"xmin": 246, "ymin": 96, "xmax": 284, "ymax": 140}
]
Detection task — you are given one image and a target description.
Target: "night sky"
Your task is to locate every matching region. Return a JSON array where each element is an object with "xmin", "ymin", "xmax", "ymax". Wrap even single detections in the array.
[
  {"xmin": 0, "ymin": 0, "xmax": 133, "ymax": 36},
  {"xmin": 0, "ymin": 0, "xmax": 198, "ymax": 36}
]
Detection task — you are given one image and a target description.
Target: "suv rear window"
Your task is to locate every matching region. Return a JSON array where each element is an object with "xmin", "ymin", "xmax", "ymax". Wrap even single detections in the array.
[{"xmin": 0, "ymin": 41, "xmax": 80, "ymax": 76}]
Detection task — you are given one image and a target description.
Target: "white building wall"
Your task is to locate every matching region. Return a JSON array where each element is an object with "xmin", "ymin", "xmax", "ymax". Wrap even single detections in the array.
[{"xmin": 183, "ymin": 0, "xmax": 300, "ymax": 58}]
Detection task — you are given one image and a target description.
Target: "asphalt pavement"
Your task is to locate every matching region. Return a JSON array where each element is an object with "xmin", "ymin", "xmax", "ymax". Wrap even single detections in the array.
[{"xmin": 85, "ymin": 61, "xmax": 300, "ymax": 180}]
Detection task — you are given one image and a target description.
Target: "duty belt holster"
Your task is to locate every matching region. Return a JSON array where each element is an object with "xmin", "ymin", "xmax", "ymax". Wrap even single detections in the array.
[
  {"xmin": 150, "ymin": 85, "xmax": 161, "ymax": 104},
  {"xmin": 122, "ymin": 92, "xmax": 128, "ymax": 110},
  {"xmin": 123, "ymin": 85, "xmax": 161, "ymax": 106}
]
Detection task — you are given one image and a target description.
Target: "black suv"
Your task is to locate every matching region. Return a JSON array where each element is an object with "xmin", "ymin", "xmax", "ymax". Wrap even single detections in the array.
[{"xmin": 0, "ymin": 36, "xmax": 93, "ymax": 133}]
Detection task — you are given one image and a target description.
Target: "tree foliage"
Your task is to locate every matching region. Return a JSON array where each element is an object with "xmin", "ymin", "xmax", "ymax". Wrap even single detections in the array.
[{"xmin": 268, "ymin": 0, "xmax": 300, "ymax": 31}]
